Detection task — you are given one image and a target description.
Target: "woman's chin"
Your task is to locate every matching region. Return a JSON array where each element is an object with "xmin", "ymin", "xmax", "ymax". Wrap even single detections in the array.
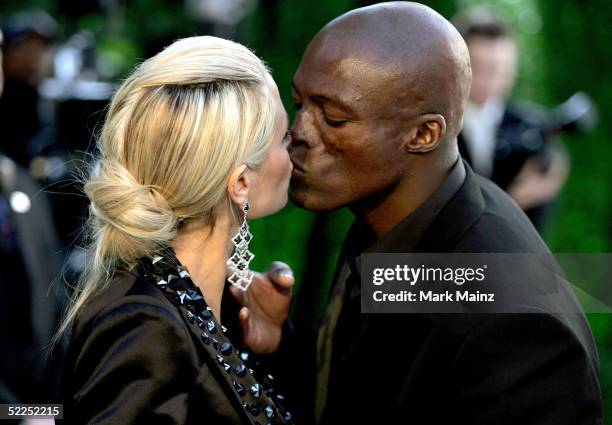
[
  {"xmin": 271, "ymin": 193, "xmax": 290, "ymax": 215},
  {"xmin": 251, "ymin": 194, "xmax": 289, "ymax": 219}
]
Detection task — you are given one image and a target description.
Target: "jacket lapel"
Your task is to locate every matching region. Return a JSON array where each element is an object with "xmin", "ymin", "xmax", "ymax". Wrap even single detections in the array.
[{"xmin": 414, "ymin": 162, "xmax": 485, "ymax": 253}]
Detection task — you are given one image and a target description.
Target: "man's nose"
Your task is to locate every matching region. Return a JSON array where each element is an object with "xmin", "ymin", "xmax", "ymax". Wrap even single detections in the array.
[{"xmin": 290, "ymin": 109, "xmax": 318, "ymax": 149}]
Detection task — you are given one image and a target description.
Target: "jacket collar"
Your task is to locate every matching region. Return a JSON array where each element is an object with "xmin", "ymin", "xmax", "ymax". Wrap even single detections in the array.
[
  {"xmin": 341, "ymin": 159, "xmax": 485, "ymax": 301},
  {"xmin": 413, "ymin": 160, "xmax": 485, "ymax": 252},
  {"xmin": 365, "ymin": 157, "xmax": 468, "ymax": 255},
  {"xmin": 138, "ymin": 250, "xmax": 294, "ymax": 424}
]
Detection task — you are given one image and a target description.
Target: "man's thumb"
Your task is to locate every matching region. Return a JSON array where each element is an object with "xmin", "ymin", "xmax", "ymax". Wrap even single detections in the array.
[{"xmin": 267, "ymin": 261, "xmax": 295, "ymax": 288}]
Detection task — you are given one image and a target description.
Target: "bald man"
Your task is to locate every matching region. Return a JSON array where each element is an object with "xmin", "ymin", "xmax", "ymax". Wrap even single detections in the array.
[{"xmin": 232, "ymin": 3, "xmax": 602, "ymax": 424}]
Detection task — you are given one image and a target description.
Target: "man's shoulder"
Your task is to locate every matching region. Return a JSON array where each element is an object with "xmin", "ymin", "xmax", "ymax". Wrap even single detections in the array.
[
  {"xmin": 455, "ymin": 174, "xmax": 549, "ymax": 253},
  {"xmin": 413, "ymin": 162, "xmax": 546, "ymax": 253},
  {"xmin": 422, "ymin": 311, "xmax": 599, "ymax": 377}
]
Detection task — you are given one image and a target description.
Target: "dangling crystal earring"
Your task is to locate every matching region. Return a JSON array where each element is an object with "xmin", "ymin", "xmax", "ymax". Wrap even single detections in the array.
[{"xmin": 227, "ymin": 201, "xmax": 255, "ymax": 291}]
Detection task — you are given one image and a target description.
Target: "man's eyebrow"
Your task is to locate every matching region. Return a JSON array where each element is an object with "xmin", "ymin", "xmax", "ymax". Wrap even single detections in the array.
[
  {"xmin": 313, "ymin": 94, "xmax": 356, "ymax": 114},
  {"xmin": 291, "ymin": 81, "xmax": 356, "ymax": 115}
]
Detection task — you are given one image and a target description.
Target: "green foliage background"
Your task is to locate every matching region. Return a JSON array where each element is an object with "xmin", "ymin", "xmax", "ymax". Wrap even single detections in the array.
[{"xmin": 2, "ymin": 0, "xmax": 611, "ymax": 418}]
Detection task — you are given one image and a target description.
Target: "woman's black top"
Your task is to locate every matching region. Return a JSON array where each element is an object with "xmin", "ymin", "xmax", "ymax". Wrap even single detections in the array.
[{"xmin": 59, "ymin": 251, "xmax": 293, "ymax": 424}]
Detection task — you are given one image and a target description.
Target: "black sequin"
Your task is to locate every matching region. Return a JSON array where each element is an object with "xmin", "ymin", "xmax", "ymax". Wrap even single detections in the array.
[
  {"xmin": 220, "ymin": 342, "xmax": 233, "ymax": 355},
  {"xmin": 233, "ymin": 380, "xmax": 245, "ymax": 396},
  {"xmin": 265, "ymin": 405, "xmax": 276, "ymax": 418},
  {"xmin": 235, "ymin": 363, "xmax": 247, "ymax": 377},
  {"xmin": 250, "ymin": 383, "xmax": 261, "ymax": 397}
]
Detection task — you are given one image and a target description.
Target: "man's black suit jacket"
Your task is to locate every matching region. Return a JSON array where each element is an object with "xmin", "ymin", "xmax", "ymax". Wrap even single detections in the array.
[{"xmin": 277, "ymin": 161, "xmax": 602, "ymax": 425}]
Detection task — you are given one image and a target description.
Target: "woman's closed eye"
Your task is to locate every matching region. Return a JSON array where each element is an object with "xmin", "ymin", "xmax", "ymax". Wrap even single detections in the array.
[{"xmin": 282, "ymin": 129, "xmax": 292, "ymax": 146}]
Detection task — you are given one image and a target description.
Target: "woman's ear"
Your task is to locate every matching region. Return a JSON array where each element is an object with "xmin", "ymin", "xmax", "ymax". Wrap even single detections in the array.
[
  {"xmin": 404, "ymin": 114, "xmax": 447, "ymax": 153},
  {"xmin": 227, "ymin": 164, "xmax": 250, "ymax": 206}
]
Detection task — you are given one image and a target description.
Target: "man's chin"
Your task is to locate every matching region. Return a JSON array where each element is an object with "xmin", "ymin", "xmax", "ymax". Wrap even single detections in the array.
[{"xmin": 289, "ymin": 185, "xmax": 343, "ymax": 212}]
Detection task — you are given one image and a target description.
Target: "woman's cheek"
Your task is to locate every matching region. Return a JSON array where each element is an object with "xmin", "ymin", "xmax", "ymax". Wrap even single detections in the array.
[
  {"xmin": 283, "ymin": 149, "xmax": 293, "ymax": 181},
  {"xmin": 272, "ymin": 145, "xmax": 290, "ymax": 182}
]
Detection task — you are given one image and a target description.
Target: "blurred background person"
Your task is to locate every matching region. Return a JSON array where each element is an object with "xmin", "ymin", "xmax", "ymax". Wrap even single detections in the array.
[
  {"xmin": 0, "ymin": 10, "xmax": 57, "ymax": 168},
  {"xmin": 0, "ymin": 24, "xmax": 66, "ymax": 409},
  {"xmin": 453, "ymin": 8, "xmax": 594, "ymax": 232},
  {"xmin": 1, "ymin": 7, "xmax": 116, "ymax": 282}
]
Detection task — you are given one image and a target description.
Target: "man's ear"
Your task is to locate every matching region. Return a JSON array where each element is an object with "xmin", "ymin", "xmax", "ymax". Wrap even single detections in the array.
[
  {"xmin": 227, "ymin": 164, "xmax": 250, "ymax": 206},
  {"xmin": 404, "ymin": 114, "xmax": 447, "ymax": 153}
]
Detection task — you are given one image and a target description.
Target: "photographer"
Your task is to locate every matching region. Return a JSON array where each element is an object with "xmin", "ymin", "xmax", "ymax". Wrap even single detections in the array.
[{"xmin": 454, "ymin": 9, "xmax": 570, "ymax": 231}]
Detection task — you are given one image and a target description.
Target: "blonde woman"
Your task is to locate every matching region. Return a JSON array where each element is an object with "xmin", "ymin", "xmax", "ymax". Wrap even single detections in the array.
[{"xmin": 58, "ymin": 36, "xmax": 295, "ymax": 424}]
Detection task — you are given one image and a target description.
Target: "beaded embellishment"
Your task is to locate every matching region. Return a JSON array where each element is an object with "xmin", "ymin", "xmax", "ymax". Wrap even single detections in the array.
[{"xmin": 139, "ymin": 251, "xmax": 293, "ymax": 424}]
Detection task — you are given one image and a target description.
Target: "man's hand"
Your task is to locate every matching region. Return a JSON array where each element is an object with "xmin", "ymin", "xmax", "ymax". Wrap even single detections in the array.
[{"xmin": 228, "ymin": 262, "xmax": 294, "ymax": 354}]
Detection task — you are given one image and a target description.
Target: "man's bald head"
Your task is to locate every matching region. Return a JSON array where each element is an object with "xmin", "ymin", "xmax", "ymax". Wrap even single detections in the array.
[
  {"xmin": 289, "ymin": 2, "xmax": 472, "ymax": 213},
  {"xmin": 305, "ymin": 1, "xmax": 471, "ymax": 142}
]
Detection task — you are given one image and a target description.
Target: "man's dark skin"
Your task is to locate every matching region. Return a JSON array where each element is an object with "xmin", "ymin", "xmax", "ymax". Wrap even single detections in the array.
[
  {"xmin": 228, "ymin": 2, "xmax": 601, "ymax": 424},
  {"xmin": 289, "ymin": 2, "xmax": 470, "ymax": 236}
]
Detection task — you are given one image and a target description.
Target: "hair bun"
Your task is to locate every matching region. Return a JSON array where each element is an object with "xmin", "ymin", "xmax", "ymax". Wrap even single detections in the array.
[{"xmin": 85, "ymin": 160, "xmax": 178, "ymax": 262}]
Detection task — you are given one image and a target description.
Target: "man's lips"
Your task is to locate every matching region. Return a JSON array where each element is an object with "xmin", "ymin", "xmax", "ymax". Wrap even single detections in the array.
[{"xmin": 290, "ymin": 159, "xmax": 306, "ymax": 174}]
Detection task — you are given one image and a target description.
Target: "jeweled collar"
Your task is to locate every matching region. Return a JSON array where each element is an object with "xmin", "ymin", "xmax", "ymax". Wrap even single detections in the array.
[{"xmin": 137, "ymin": 248, "xmax": 293, "ymax": 424}]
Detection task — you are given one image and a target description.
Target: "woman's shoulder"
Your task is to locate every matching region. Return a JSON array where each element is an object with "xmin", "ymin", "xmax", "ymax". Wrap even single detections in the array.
[
  {"xmin": 61, "ymin": 271, "xmax": 201, "ymax": 424},
  {"xmin": 70, "ymin": 270, "xmax": 187, "ymax": 347}
]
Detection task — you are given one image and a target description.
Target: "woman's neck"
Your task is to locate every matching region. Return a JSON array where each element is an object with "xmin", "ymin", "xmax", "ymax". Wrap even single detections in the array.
[{"xmin": 171, "ymin": 213, "xmax": 235, "ymax": 322}]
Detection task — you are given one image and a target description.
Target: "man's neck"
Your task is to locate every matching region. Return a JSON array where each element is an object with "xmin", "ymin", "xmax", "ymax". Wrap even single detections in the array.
[{"xmin": 352, "ymin": 157, "xmax": 455, "ymax": 238}]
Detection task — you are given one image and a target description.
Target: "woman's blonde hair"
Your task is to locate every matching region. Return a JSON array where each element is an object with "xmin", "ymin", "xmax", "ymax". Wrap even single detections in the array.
[{"xmin": 53, "ymin": 36, "xmax": 278, "ymax": 345}]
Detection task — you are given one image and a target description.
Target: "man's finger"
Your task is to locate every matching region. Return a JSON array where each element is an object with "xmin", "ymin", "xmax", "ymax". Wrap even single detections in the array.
[
  {"xmin": 228, "ymin": 283, "xmax": 247, "ymax": 306},
  {"xmin": 267, "ymin": 261, "xmax": 295, "ymax": 288},
  {"xmin": 239, "ymin": 306, "xmax": 249, "ymax": 327},
  {"xmin": 226, "ymin": 264, "xmax": 236, "ymax": 279}
]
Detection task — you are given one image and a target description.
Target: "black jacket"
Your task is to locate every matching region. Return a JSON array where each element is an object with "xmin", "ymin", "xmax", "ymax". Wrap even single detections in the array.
[
  {"xmin": 281, "ymin": 161, "xmax": 602, "ymax": 425},
  {"xmin": 59, "ymin": 263, "xmax": 293, "ymax": 425}
]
